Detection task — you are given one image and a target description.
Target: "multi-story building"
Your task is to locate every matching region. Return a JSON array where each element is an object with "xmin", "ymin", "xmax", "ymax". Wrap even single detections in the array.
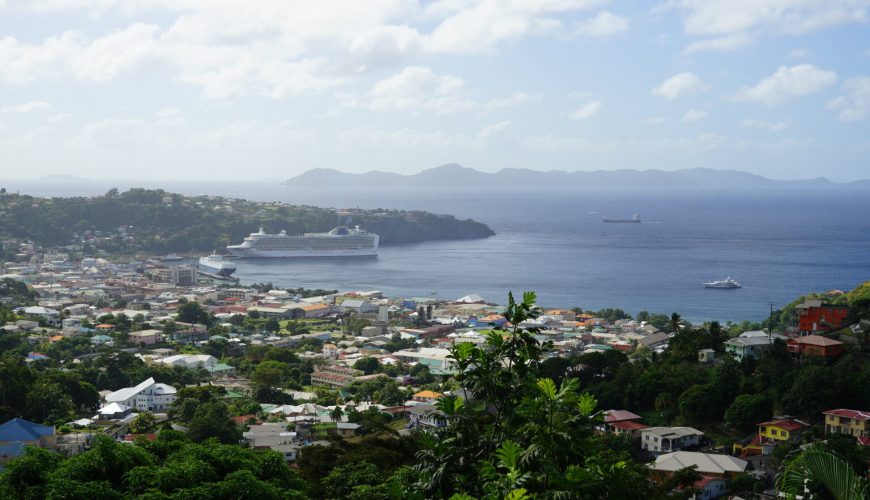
[
  {"xmin": 796, "ymin": 300, "xmax": 849, "ymax": 335},
  {"xmin": 823, "ymin": 409, "xmax": 869, "ymax": 443},
  {"xmin": 757, "ymin": 417, "xmax": 809, "ymax": 445},
  {"xmin": 787, "ymin": 335, "xmax": 845, "ymax": 359},
  {"xmin": 104, "ymin": 377, "xmax": 177, "ymax": 412},
  {"xmin": 641, "ymin": 427, "xmax": 704, "ymax": 454}
]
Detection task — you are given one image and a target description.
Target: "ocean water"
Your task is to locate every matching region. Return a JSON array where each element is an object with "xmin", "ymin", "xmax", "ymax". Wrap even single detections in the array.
[{"xmin": 6, "ymin": 179, "xmax": 870, "ymax": 322}]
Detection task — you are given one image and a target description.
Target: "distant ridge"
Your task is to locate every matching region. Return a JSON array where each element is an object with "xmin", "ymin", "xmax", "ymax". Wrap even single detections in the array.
[{"xmin": 285, "ymin": 164, "xmax": 868, "ymax": 189}]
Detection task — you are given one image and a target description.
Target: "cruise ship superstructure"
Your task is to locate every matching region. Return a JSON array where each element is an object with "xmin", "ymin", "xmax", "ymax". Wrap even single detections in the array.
[{"xmin": 226, "ymin": 226, "xmax": 379, "ymax": 258}]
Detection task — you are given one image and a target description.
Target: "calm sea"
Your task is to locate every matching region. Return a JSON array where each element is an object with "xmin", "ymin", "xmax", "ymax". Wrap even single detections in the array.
[{"xmin": 6, "ymin": 179, "xmax": 870, "ymax": 322}]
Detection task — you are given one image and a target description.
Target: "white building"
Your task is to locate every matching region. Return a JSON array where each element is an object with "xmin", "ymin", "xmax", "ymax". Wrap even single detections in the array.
[
  {"xmin": 650, "ymin": 451, "xmax": 747, "ymax": 478},
  {"xmin": 641, "ymin": 427, "xmax": 704, "ymax": 453},
  {"xmin": 104, "ymin": 377, "xmax": 177, "ymax": 412},
  {"xmin": 159, "ymin": 354, "xmax": 217, "ymax": 369}
]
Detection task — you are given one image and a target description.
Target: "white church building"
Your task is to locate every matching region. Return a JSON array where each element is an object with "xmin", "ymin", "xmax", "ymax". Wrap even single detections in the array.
[{"xmin": 104, "ymin": 377, "xmax": 177, "ymax": 412}]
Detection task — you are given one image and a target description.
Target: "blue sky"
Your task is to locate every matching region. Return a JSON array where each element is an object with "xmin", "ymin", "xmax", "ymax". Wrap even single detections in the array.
[{"xmin": 0, "ymin": 0, "xmax": 868, "ymax": 181}]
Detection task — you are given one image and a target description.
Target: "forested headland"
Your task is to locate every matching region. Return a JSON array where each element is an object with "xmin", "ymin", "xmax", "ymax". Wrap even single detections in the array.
[{"xmin": 0, "ymin": 188, "xmax": 495, "ymax": 255}]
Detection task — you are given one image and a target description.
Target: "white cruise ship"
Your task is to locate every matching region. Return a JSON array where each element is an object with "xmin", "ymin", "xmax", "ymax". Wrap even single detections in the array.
[
  {"xmin": 226, "ymin": 226, "xmax": 379, "ymax": 258},
  {"xmin": 198, "ymin": 252, "xmax": 237, "ymax": 277}
]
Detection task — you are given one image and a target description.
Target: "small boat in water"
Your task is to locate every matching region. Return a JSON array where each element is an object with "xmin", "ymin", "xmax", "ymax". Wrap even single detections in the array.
[
  {"xmin": 704, "ymin": 277, "xmax": 741, "ymax": 289},
  {"xmin": 162, "ymin": 253, "xmax": 184, "ymax": 262},
  {"xmin": 603, "ymin": 213, "xmax": 641, "ymax": 223}
]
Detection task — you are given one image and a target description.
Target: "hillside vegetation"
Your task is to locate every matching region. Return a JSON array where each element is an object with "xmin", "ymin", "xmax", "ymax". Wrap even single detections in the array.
[{"xmin": 0, "ymin": 189, "xmax": 494, "ymax": 254}]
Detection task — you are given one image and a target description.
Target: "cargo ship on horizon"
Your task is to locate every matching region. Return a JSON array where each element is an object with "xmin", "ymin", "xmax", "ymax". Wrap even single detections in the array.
[{"xmin": 603, "ymin": 213, "xmax": 641, "ymax": 223}]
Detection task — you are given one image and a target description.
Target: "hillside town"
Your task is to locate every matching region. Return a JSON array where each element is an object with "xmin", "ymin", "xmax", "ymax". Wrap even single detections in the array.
[{"xmin": 1, "ymin": 239, "xmax": 869, "ymax": 499}]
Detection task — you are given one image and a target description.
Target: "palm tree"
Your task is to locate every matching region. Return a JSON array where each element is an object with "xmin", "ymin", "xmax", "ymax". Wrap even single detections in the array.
[
  {"xmin": 776, "ymin": 446, "xmax": 869, "ymax": 499},
  {"xmin": 670, "ymin": 313, "xmax": 682, "ymax": 334},
  {"xmin": 329, "ymin": 405, "xmax": 344, "ymax": 423}
]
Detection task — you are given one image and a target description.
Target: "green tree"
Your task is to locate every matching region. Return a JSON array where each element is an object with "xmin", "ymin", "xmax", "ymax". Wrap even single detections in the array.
[
  {"xmin": 176, "ymin": 301, "xmax": 213, "ymax": 326},
  {"xmin": 725, "ymin": 394, "xmax": 772, "ymax": 432},
  {"xmin": 777, "ymin": 446, "xmax": 870, "ymax": 500},
  {"xmin": 187, "ymin": 401, "xmax": 240, "ymax": 444},
  {"xmin": 353, "ymin": 357, "xmax": 381, "ymax": 375},
  {"xmin": 129, "ymin": 411, "xmax": 157, "ymax": 434}
]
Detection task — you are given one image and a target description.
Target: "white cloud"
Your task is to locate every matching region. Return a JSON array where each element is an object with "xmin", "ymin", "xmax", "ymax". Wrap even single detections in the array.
[
  {"xmin": 734, "ymin": 64, "xmax": 837, "ymax": 105},
  {"xmin": 788, "ymin": 48, "xmax": 809, "ymax": 59},
  {"xmin": 827, "ymin": 76, "xmax": 870, "ymax": 121},
  {"xmin": 342, "ymin": 67, "xmax": 537, "ymax": 115},
  {"xmin": 46, "ymin": 112, "xmax": 73, "ymax": 124},
  {"xmin": 424, "ymin": 0, "xmax": 605, "ymax": 54},
  {"xmin": 569, "ymin": 100, "xmax": 602, "ymax": 119},
  {"xmin": 742, "ymin": 118, "xmax": 790, "ymax": 131},
  {"xmin": 663, "ymin": 0, "xmax": 869, "ymax": 53},
  {"xmin": 1, "ymin": 101, "xmax": 52, "ymax": 113},
  {"xmin": 645, "ymin": 116, "xmax": 669, "ymax": 125},
  {"xmin": 484, "ymin": 92, "xmax": 542, "ymax": 112},
  {"xmin": 652, "ymin": 72, "xmax": 708, "ymax": 99},
  {"xmin": 0, "ymin": 23, "xmax": 160, "ymax": 85},
  {"xmin": 0, "ymin": 1, "xmax": 595, "ymax": 99},
  {"xmin": 681, "ymin": 109, "xmax": 707, "ymax": 122},
  {"xmin": 200, "ymin": 120, "xmax": 314, "ymax": 148},
  {"xmin": 154, "ymin": 107, "xmax": 185, "ymax": 127},
  {"xmin": 574, "ymin": 11, "xmax": 629, "ymax": 37},
  {"xmin": 346, "ymin": 66, "xmax": 473, "ymax": 114},
  {"xmin": 683, "ymin": 33, "xmax": 752, "ymax": 54}
]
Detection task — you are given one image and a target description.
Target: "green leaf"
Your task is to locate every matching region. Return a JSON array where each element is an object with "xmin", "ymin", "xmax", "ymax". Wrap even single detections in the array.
[
  {"xmin": 577, "ymin": 392, "xmax": 598, "ymax": 417},
  {"xmin": 495, "ymin": 440, "xmax": 524, "ymax": 471},
  {"xmin": 505, "ymin": 488, "xmax": 530, "ymax": 500},
  {"xmin": 536, "ymin": 378, "xmax": 557, "ymax": 401}
]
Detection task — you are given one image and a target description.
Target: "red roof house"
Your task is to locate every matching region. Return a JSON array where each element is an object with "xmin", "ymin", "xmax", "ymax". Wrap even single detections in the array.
[{"xmin": 788, "ymin": 335, "xmax": 844, "ymax": 359}]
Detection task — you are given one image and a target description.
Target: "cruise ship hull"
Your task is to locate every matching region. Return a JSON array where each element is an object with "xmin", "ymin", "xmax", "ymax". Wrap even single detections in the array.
[{"xmin": 226, "ymin": 248, "xmax": 378, "ymax": 258}]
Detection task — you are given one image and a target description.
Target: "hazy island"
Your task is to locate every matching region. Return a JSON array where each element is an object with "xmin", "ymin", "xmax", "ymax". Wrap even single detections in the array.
[
  {"xmin": 285, "ymin": 163, "xmax": 870, "ymax": 190},
  {"xmin": 0, "ymin": 188, "xmax": 495, "ymax": 256}
]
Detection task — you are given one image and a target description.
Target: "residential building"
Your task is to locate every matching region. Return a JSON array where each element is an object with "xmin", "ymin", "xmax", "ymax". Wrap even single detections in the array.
[
  {"xmin": 758, "ymin": 417, "xmax": 809, "ymax": 445},
  {"xmin": 394, "ymin": 347, "xmax": 454, "ymax": 374},
  {"xmin": 242, "ymin": 423, "xmax": 301, "ymax": 461},
  {"xmin": 599, "ymin": 410, "xmax": 647, "ymax": 436},
  {"xmin": 823, "ymin": 409, "xmax": 869, "ymax": 442},
  {"xmin": 128, "ymin": 329, "xmax": 163, "ymax": 345},
  {"xmin": 650, "ymin": 451, "xmax": 747, "ymax": 479},
  {"xmin": 0, "ymin": 418, "xmax": 56, "ymax": 449},
  {"xmin": 409, "ymin": 404, "xmax": 445, "ymax": 428},
  {"xmin": 311, "ymin": 371, "xmax": 354, "ymax": 388},
  {"xmin": 412, "ymin": 390, "xmax": 443, "ymax": 403},
  {"xmin": 104, "ymin": 377, "xmax": 177, "ymax": 412},
  {"xmin": 787, "ymin": 335, "xmax": 845, "ymax": 359},
  {"xmin": 723, "ymin": 331, "xmax": 784, "ymax": 362},
  {"xmin": 689, "ymin": 476, "xmax": 729, "ymax": 500},
  {"xmin": 159, "ymin": 354, "xmax": 218, "ymax": 369},
  {"xmin": 796, "ymin": 300, "xmax": 849, "ymax": 335},
  {"xmin": 322, "ymin": 343, "xmax": 338, "ymax": 357},
  {"xmin": 641, "ymin": 427, "xmax": 704, "ymax": 453}
]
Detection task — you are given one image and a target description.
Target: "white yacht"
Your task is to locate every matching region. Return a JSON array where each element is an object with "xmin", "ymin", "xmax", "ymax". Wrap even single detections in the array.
[
  {"xmin": 227, "ymin": 226, "xmax": 379, "ymax": 258},
  {"xmin": 703, "ymin": 277, "xmax": 742, "ymax": 289}
]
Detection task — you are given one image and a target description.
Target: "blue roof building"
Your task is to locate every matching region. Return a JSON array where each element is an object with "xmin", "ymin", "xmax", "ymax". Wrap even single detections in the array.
[
  {"xmin": 0, "ymin": 441, "xmax": 26, "ymax": 465},
  {"xmin": 0, "ymin": 418, "xmax": 56, "ymax": 449}
]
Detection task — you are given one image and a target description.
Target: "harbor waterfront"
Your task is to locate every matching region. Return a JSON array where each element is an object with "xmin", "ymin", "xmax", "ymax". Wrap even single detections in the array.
[
  {"xmin": 224, "ymin": 185, "xmax": 870, "ymax": 323},
  {"xmin": 4, "ymin": 180, "xmax": 869, "ymax": 323}
]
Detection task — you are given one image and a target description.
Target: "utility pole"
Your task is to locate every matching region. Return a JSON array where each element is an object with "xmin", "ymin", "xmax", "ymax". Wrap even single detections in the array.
[{"xmin": 769, "ymin": 303, "xmax": 774, "ymax": 343}]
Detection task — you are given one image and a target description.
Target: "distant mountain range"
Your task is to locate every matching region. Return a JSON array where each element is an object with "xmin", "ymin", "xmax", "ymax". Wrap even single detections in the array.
[{"xmin": 285, "ymin": 164, "xmax": 870, "ymax": 189}]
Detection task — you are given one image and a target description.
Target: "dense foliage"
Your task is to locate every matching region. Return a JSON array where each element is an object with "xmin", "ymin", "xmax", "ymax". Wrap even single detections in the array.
[
  {"xmin": 0, "ymin": 433, "xmax": 307, "ymax": 499},
  {"xmin": 0, "ymin": 189, "xmax": 494, "ymax": 254}
]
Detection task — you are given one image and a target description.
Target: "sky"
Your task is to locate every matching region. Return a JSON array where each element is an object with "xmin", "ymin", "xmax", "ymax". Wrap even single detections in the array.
[{"xmin": 0, "ymin": 0, "xmax": 869, "ymax": 181}]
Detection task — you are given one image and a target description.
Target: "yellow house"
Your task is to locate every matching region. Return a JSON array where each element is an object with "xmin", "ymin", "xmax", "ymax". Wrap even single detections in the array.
[
  {"xmin": 823, "ymin": 409, "xmax": 869, "ymax": 440},
  {"xmin": 758, "ymin": 417, "xmax": 808, "ymax": 444}
]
